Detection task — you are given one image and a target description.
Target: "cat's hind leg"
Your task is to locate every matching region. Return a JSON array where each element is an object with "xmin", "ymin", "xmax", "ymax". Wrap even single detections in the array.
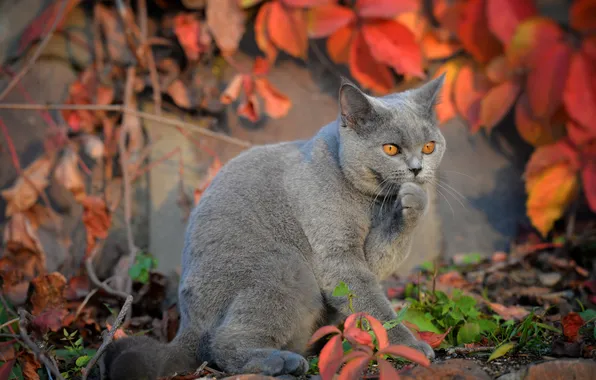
[{"xmin": 209, "ymin": 277, "xmax": 322, "ymax": 376}]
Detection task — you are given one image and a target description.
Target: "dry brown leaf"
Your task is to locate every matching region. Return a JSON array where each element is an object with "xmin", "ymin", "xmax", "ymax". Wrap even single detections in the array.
[
  {"xmin": 28, "ymin": 272, "xmax": 67, "ymax": 316},
  {"xmin": 3, "ymin": 212, "xmax": 44, "ymax": 254},
  {"xmin": 54, "ymin": 149, "xmax": 86, "ymax": 202},
  {"xmin": 1, "ymin": 155, "xmax": 53, "ymax": 216},
  {"xmin": 19, "ymin": 352, "xmax": 41, "ymax": 380},
  {"xmin": 488, "ymin": 302, "xmax": 529, "ymax": 321},
  {"xmin": 82, "ymin": 196, "xmax": 111, "ymax": 256},
  {"xmin": 106, "ymin": 322, "xmax": 128, "ymax": 340},
  {"xmin": 206, "ymin": 0, "xmax": 245, "ymax": 56},
  {"xmin": 167, "ymin": 79, "xmax": 193, "ymax": 109}
]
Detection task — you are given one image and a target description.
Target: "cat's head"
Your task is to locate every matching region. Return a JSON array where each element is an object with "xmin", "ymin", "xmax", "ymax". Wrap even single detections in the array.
[{"xmin": 337, "ymin": 75, "xmax": 446, "ymax": 197}]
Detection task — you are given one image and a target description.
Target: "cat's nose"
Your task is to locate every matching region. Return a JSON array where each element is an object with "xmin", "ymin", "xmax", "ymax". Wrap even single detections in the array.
[{"xmin": 409, "ymin": 167, "xmax": 422, "ymax": 176}]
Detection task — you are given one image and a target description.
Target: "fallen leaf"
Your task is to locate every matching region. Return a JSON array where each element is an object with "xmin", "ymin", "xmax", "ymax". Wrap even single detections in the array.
[
  {"xmin": 438, "ymin": 271, "xmax": 470, "ymax": 288},
  {"xmin": 252, "ymin": 57, "xmax": 270, "ymax": 76},
  {"xmin": 106, "ymin": 322, "xmax": 128, "ymax": 340},
  {"xmin": 506, "ymin": 17, "xmax": 563, "ymax": 69},
  {"xmin": 32, "ymin": 308, "xmax": 69, "ymax": 333},
  {"xmin": 562, "ymin": 312, "xmax": 584, "ymax": 342},
  {"xmin": 570, "ymin": 0, "xmax": 596, "ymax": 34},
  {"xmin": 480, "ymin": 80, "xmax": 521, "ymax": 132},
  {"xmin": 488, "ymin": 342, "xmax": 515, "ymax": 361},
  {"xmin": 220, "ymin": 74, "xmax": 244, "ymax": 105},
  {"xmin": 456, "ymin": 0, "xmax": 502, "ymax": 64},
  {"xmin": 526, "ymin": 42, "xmax": 572, "ymax": 120},
  {"xmin": 492, "ymin": 251, "xmax": 507, "ymax": 262},
  {"xmin": 488, "ymin": 302, "xmax": 529, "ymax": 321},
  {"xmin": 81, "ymin": 196, "xmax": 111, "ymax": 256},
  {"xmin": 3, "ymin": 212, "xmax": 44, "ymax": 255},
  {"xmin": 254, "ymin": 78, "xmax": 291, "ymax": 118},
  {"xmin": 349, "ymin": 31, "xmax": 393, "ymax": 94},
  {"xmin": 54, "ymin": 148, "xmax": 86, "ymax": 202},
  {"xmin": 19, "ymin": 352, "xmax": 41, "ymax": 380},
  {"xmin": 486, "ymin": 0, "xmax": 537, "ymax": 45},
  {"xmin": 418, "ymin": 327, "xmax": 452, "ymax": 348},
  {"xmin": 267, "ymin": 1, "xmax": 308, "ymax": 59},
  {"xmin": 173, "ymin": 13, "xmax": 204, "ymax": 61},
  {"xmin": 28, "ymin": 272, "xmax": 67, "ymax": 316},
  {"xmin": 1, "ymin": 155, "xmax": 53, "ymax": 217},
  {"xmin": 206, "ymin": 0, "xmax": 245, "ymax": 56},
  {"xmin": 237, "ymin": 93, "xmax": 261, "ymax": 122}
]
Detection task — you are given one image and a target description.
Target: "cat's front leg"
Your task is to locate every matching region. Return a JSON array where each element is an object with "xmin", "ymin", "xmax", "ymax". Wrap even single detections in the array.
[{"xmin": 396, "ymin": 181, "xmax": 429, "ymax": 231}]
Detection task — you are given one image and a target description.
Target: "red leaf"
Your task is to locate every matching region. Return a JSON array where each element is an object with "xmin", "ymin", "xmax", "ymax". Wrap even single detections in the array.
[
  {"xmin": 337, "ymin": 354, "xmax": 370, "ymax": 380},
  {"xmin": 377, "ymin": 358, "xmax": 400, "ymax": 380},
  {"xmin": 562, "ymin": 312, "xmax": 584, "ymax": 342},
  {"xmin": 319, "ymin": 334, "xmax": 344, "ymax": 380},
  {"xmin": 356, "ymin": 0, "xmax": 419, "ymax": 19},
  {"xmin": 307, "ymin": 4, "xmax": 355, "ymax": 38},
  {"xmin": 525, "ymin": 139, "xmax": 580, "ymax": 177},
  {"xmin": 0, "ymin": 360, "xmax": 15, "ymax": 380},
  {"xmin": 308, "ymin": 326, "xmax": 341, "ymax": 346},
  {"xmin": 377, "ymin": 344, "xmax": 431, "ymax": 366},
  {"xmin": 254, "ymin": 78, "xmax": 292, "ymax": 118},
  {"xmin": 507, "ymin": 17, "xmax": 563, "ymax": 69},
  {"xmin": 268, "ymin": 1, "xmax": 308, "ymax": 58},
  {"xmin": 173, "ymin": 13, "xmax": 203, "ymax": 61},
  {"xmin": 349, "ymin": 31, "xmax": 394, "ymax": 94},
  {"xmin": 362, "ymin": 20, "xmax": 424, "ymax": 78},
  {"xmin": 418, "ymin": 327, "xmax": 452, "ymax": 348},
  {"xmin": 237, "ymin": 94, "xmax": 261, "ymax": 122},
  {"xmin": 564, "ymin": 50, "xmax": 596, "ymax": 133},
  {"xmin": 344, "ymin": 326, "xmax": 373, "ymax": 348},
  {"xmin": 252, "ymin": 57, "xmax": 271, "ymax": 76},
  {"xmin": 327, "ymin": 25, "xmax": 354, "ymax": 64},
  {"xmin": 515, "ymin": 92, "xmax": 566, "ymax": 147},
  {"xmin": 526, "ymin": 42, "xmax": 572, "ymax": 120},
  {"xmin": 570, "ymin": 0, "xmax": 596, "ymax": 34},
  {"xmin": 480, "ymin": 80, "xmax": 521, "ymax": 132},
  {"xmin": 282, "ymin": 0, "xmax": 334, "ymax": 7},
  {"xmin": 255, "ymin": 3, "xmax": 278, "ymax": 63},
  {"xmin": 567, "ymin": 121, "xmax": 596, "ymax": 148},
  {"xmin": 486, "ymin": 0, "xmax": 537, "ymax": 45},
  {"xmin": 457, "ymin": 0, "xmax": 502, "ymax": 64},
  {"xmin": 581, "ymin": 160, "xmax": 596, "ymax": 212},
  {"xmin": 32, "ymin": 308, "xmax": 69, "ymax": 332},
  {"xmin": 366, "ymin": 314, "xmax": 389, "ymax": 350},
  {"xmin": 453, "ymin": 64, "xmax": 490, "ymax": 124}
]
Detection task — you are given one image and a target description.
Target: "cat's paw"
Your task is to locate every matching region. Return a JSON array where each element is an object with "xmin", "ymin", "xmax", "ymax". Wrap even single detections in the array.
[
  {"xmin": 388, "ymin": 323, "xmax": 435, "ymax": 360},
  {"xmin": 397, "ymin": 182, "xmax": 428, "ymax": 228}
]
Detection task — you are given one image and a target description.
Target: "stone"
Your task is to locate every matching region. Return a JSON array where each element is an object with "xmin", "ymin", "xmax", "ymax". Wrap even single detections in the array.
[
  {"xmin": 220, "ymin": 375, "xmax": 276, "ymax": 380},
  {"xmin": 538, "ymin": 272, "xmax": 562, "ymax": 287},
  {"xmin": 399, "ymin": 359, "xmax": 491, "ymax": 380},
  {"xmin": 497, "ymin": 359, "xmax": 596, "ymax": 380}
]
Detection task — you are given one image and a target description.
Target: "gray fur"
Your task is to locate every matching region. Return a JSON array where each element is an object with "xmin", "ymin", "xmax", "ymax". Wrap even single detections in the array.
[{"xmin": 104, "ymin": 75, "xmax": 446, "ymax": 379}]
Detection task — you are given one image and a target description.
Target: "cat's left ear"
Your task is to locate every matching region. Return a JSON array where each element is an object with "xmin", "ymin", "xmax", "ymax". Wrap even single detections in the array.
[
  {"xmin": 411, "ymin": 73, "xmax": 445, "ymax": 112},
  {"xmin": 338, "ymin": 77, "xmax": 376, "ymax": 132}
]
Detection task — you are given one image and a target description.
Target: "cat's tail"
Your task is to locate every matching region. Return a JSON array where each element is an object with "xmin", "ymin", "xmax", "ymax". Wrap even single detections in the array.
[{"xmin": 102, "ymin": 329, "xmax": 200, "ymax": 380}]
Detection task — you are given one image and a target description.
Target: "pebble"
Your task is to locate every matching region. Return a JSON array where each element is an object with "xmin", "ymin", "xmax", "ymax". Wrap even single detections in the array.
[{"xmin": 538, "ymin": 272, "xmax": 562, "ymax": 287}]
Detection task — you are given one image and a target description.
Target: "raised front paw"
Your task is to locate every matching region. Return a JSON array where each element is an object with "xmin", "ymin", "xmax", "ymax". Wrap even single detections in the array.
[{"xmin": 397, "ymin": 182, "xmax": 428, "ymax": 228}]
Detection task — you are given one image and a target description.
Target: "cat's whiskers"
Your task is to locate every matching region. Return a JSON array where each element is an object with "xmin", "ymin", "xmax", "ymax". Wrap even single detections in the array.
[
  {"xmin": 427, "ymin": 178, "xmax": 467, "ymax": 211},
  {"xmin": 369, "ymin": 177, "xmax": 394, "ymax": 212},
  {"xmin": 434, "ymin": 186, "xmax": 455, "ymax": 218},
  {"xmin": 378, "ymin": 182, "xmax": 397, "ymax": 219},
  {"xmin": 440, "ymin": 170, "xmax": 475, "ymax": 180}
]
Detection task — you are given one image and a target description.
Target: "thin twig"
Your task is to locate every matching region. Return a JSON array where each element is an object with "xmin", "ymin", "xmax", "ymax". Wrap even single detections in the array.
[
  {"xmin": 0, "ymin": 318, "xmax": 18, "ymax": 331},
  {"xmin": 130, "ymin": 146, "xmax": 181, "ymax": 182},
  {"xmin": 81, "ymin": 294, "xmax": 133, "ymax": 380},
  {"xmin": 448, "ymin": 346, "xmax": 495, "ymax": 355},
  {"xmin": 85, "ymin": 241, "xmax": 130, "ymax": 300},
  {"xmin": 0, "ymin": 103, "xmax": 252, "ymax": 148},
  {"xmin": 137, "ymin": 0, "xmax": 162, "ymax": 115},
  {"xmin": 0, "ymin": 0, "xmax": 70, "ymax": 101},
  {"xmin": 18, "ymin": 309, "xmax": 65, "ymax": 380},
  {"xmin": 120, "ymin": 67, "xmax": 140, "ymax": 298},
  {"xmin": 0, "ymin": 293, "xmax": 17, "ymax": 317},
  {"xmin": 73, "ymin": 288, "xmax": 100, "ymax": 320}
]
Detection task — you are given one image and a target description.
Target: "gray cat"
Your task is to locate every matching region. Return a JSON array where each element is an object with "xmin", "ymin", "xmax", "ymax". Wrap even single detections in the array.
[{"xmin": 103, "ymin": 75, "xmax": 446, "ymax": 379}]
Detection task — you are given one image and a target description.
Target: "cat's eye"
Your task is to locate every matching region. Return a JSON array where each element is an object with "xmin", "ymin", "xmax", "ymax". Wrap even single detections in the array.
[
  {"xmin": 422, "ymin": 141, "xmax": 436, "ymax": 154},
  {"xmin": 382, "ymin": 144, "xmax": 400, "ymax": 156}
]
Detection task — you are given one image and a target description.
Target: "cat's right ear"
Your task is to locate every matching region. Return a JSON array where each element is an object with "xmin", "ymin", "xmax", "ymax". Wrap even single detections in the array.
[{"xmin": 338, "ymin": 78, "xmax": 375, "ymax": 131}]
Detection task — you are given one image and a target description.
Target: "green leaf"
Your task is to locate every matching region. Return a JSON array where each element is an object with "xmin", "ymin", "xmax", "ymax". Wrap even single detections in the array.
[
  {"xmin": 384, "ymin": 305, "xmax": 409, "ymax": 330},
  {"xmin": 332, "ymin": 281, "xmax": 350, "ymax": 297},
  {"xmin": 534, "ymin": 322, "xmax": 561, "ymax": 334},
  {"xmin": 457, "ymin": 322, "xmax": 481, "ymax": 344},
  {"xmin": 478, "ymin": 319, "xmax": 498, "ymax": 333},
  {"xmin": 420, "ymin": 261, "xmax": 435, "ymax": 272},
  {"xmin": 460, "ymin": 253, "xmax": 484, "ymax": 265},
  {"xmin": 75, "ymin": 355, "xmax": 91, "ymax": 367},
  {"xmin": 579, "ymin": 309, "xmax": 596, "ymax": 322},
  {"xmin": 403, "ymin": 309, "xmax": 441, "ymax": 334},
  {"xmin": 488, "ymin": 342, "xmax": 515, "ymax": 361}
]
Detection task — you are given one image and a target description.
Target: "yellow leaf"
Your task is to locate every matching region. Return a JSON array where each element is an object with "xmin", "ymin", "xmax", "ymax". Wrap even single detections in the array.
[{"xmin": 1, "ymin": 155, "xmax": 53, "ymax": 216}]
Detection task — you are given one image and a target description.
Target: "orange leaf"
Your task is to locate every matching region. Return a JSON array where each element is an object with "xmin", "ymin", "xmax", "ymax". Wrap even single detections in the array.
[
  {"xmin": 19, "ymin": 352, "xmax": 41, "ymax": 380},
  {"xmin": 206, "ymin": 0, "xmax": 245, "ymax": 56},
  {"xmin": 506, "ymin": 17, "xmax": 563, "ymax": 69},
  {"xmin": 526, "ymin": 42, "xmax": 572, "ymax": 120},
  {"xmin": 357, "ymin": 0, "xmax": 419, "ymax": 19},
  {"xmin": 268, "ymin": 1, "xmax": 308, "ymax": 58},
  {"xmin": 1, "ymin": 155, "xmax": 53, "ymax": 217},
  {"xmin": 106, "ymin": 322, "xmax": 128, "ymax": 340},
  {"xmin": 561, "ymin": 312, "xmax": 584, "ymax": 342},
  {"xmin": 582, "ymin": 159, "xmax": 596, "ymax": 212},
  {"xmin": 327, "ymin": 25, "xmax": 354, "ymax": 64},
  {"xmin": 254, "ymin": 3, "xmax": 278, "ymax": 63},
  {"xmin": 362, "ymin": 20, "xmax": 424, "ymax": 78},
  {"xmin": 308, "ymin": 325, "xmax": 341, "ymax": 346},
  {"xmin": 3, "ymin": 212, "xmax": 44, "ymax": 255},
  {"xmin": 255, "ymin": 78, "xmax": 292, "ymax": 118},
  {"xmin": 515, "ymin": 92, "xmax": 566, "ymax": 146},
  {"xmin": 337, "ymin": 354, "xmax": 370, "ymax": 380},
  {"xmin": 524, "ymin": 140, "xmax": 580, "ymax": 237},
  {"xmin": 434, "ymin": 60, "xmax": 464, "ymax": 124},
  {"xmin": 457, "ymin": 0, "xmax": 502, "ymax": 64},
  {"xmin": 421, "ymin": 32, "xmax": 462, "ymax": 60},
  {"xmin": 221, "ymin": 74, "xmax": 244, "ymax": 105},
  {"xmin": 28, "ymin": 272, "xmax": 67, "ymax": 316},
  {"xmin": 418, "ymin": 327, "xmax": 452, "ymax": 349},
  {"xmin": 570, "ymin": 0, "xmax": 596, "ymax": 34},
  {"xmin": 283, "ymin": 0, "xmax": 335, "ymax": 7},
  {"xmin": 252, "ymin": 57, "xmax": 271, "ymax": 76},
  {"xmin": 377, "ymin": 344, "xmax": 431, "ymax": 366},
  {"xmin": 480, "ymin": 80, "xmax": 521, "ymax": 132},
  {"xmin": 349, "ymin": 31, "xmax": 394, "ymax": 94},
  {"xmin": 307, "ymin": 4, "xmax": 355, "ymax": 38},
  {"xmin": 377, "ymin": 358, "xmax": 400, "ymax": 380},
  {"xmin": 344, "ymin": 326, "xmax": 373, "ymax": 348},
  {"xmin": 488, "ymin": 302, "xmax": 529, "ymax": 321},
  {"xmin": 82, "ymin": 196, "xmax": 111, "ymax": 255},
  {"xmin": 563, "ymin": 49, "xmax": 596, "ymax": 133},
  {"xmin": 237, "ymin": 94, "xmax": 261, "ymax": 122},
  {"xmin": 319, "ymin": 334, "xmax": 344, "ymax": 380},
  {"xmin": 453, "ymin": 64, "xmax": 490, "ymax": 123},
  {"xmin": 486, "ymin": 0, "xmax": 537, "ymax": 45},
  {"xmin": 485, "ymin": 55, "xmax": 511, "ymax": 84},
  {"xmin": 173, "ymin": 13, "xmax": 203, "ymax": 61}
]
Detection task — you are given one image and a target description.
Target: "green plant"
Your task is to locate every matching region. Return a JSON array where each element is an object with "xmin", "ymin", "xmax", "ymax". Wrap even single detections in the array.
[
  {"xmin": 128, "ymin": 251, "xmax": 158, "ymax": 284},
  {"xmin": 57, "ymin": 329, "xmax": 95, "ymax": 379}
]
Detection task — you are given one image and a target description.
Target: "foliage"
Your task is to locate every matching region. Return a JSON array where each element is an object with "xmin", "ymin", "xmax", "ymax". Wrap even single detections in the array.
[
  {"xmin": 128, "ymin": 252, "xmax": 158, "ymax": 284},
  {"xmin": 57, "ymin": 329, "xmax": 95, "ymax": 379}
]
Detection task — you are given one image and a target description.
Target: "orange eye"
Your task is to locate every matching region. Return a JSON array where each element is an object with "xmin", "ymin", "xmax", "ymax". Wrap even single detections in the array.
[
  {"xmin": 383, "ymin": 144, "xmax": 399, "ymax": 156},
  {"xmin": 422, "ymin": 141, "xmax": 436, "ymax": 154}
]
